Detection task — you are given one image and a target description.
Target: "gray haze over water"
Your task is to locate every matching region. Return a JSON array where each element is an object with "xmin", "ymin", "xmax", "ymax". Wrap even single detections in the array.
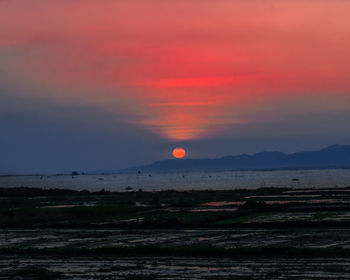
[{"xmin": 1, "ymin": 169, "xmax": 350, "ymax": 191}]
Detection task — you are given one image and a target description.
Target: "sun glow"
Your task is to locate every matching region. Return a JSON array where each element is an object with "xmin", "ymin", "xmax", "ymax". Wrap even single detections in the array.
[{"xmin": 1, "ymin": 1, "xmax": 350, "ymax": 141}]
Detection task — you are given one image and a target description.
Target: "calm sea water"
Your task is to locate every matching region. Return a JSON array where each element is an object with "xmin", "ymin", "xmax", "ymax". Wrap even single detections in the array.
[{"xmin": 1, "ymin": 169, "xmax": 350, "ymax": 191}]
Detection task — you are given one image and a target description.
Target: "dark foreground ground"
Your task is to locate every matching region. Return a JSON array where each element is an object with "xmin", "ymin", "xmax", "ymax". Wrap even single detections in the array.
[
  {"xmin": 0, "ymin": 186, "xmax": 350, "ymax": 279},
  {"xmin": 1, "ymin": 256, "xmax": 350, "ymax": 280}
]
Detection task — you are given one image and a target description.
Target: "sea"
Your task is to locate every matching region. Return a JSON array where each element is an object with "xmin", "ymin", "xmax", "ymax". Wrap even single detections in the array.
[{"xmin": 1, "ymin": 169, "xmax": 350, "ymax": 191}]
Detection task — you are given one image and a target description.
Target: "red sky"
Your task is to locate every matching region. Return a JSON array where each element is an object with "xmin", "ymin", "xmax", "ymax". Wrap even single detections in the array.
[{"xmin": 1, "ymin": 0, "xmax": 350, "ymax": 141}]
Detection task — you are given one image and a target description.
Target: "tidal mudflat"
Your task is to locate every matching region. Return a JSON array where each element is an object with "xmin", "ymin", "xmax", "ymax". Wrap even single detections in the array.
[
  {"xmin": 0, "ymin": 186, "xmax": 350, "ymax": 279},
  {"xmin": 1, "ymin": 228, "xmax": 350, "ymax": 250},
  {"xmin": 1, "ymin": 256, "xmax": 350, "ymax": 280}
]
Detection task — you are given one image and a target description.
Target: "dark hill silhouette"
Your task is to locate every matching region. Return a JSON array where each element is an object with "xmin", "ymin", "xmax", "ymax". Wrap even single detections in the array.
[{"xmin": 114, "ymin": 144, "xmax": 350, "ymax": 173}]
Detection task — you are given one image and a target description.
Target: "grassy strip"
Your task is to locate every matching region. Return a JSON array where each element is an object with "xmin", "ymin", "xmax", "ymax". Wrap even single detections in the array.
[
  {"xmin": 13, "ymin": 266, "xmax": 62, "ymax": 280},
  {"xmin": 1, "ymin": 245, "xmax": 349, "ymax": 258}
]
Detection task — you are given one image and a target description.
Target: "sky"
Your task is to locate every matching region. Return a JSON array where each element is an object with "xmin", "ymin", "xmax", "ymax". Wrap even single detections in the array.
[{"xmin": 1, "ymin": 0, "xmax": 350, "ymax": 173}]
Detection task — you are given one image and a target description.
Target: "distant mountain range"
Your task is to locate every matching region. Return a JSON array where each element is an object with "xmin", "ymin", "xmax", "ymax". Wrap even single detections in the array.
[{"xmin": 109, "ymin": 144, "xmax": 350, "ymax": 174}]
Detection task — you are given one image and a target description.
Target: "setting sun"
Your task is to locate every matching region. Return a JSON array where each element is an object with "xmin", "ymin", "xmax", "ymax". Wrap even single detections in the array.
[{"xmin": 172, "ymin": 148, "xmax": 186, "ymax": 159}]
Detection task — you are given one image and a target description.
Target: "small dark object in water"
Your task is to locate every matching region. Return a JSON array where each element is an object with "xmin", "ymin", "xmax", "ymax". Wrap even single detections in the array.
[
  {"xmin": 72, "ymin": 171, "xmax": 79, "ymax": 176},
  {"xmin": 292, "ymin": 178, "xmax": 299, "ymax": 181},
  {"xmin": 125, "ymin": 186, "xmax": 133, "ymax": 191},
  {"xmin": 98, "ymin": 178, "xmax": 104, "ymax": 180}
]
